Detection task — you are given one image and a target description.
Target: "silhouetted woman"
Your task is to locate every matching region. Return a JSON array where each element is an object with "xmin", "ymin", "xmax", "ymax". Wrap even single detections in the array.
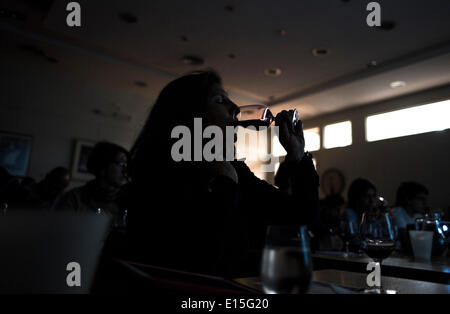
[
  {"xmin": 344, "ymin": 178, "xmax": 377, "ymax": 227},
  {"xmin": 127, "ymin": 70, "xmax": 319, "ymax": 278}
]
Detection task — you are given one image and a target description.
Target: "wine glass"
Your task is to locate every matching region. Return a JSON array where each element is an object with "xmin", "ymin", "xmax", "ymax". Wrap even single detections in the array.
[
  {"xmin": 339, "ymin": 219, "xmax": 359, "ymax": 257},
  {"xmin": 260, "ymin": 226, "xmax": 313, "ymax": 294},
  {"xmin": 233, "ymin": 104, "xmax": 298, "ymax": 128},
  {"xmin": 360, "ymin": 210, "xmax": 396, "ymax": 293}
]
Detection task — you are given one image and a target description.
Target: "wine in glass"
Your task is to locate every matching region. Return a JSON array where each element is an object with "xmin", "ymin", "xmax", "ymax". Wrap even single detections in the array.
[
  {"xmin": 360, "ymin": 211, "xmax": 396, "ymax": 293},
  {"xmin": 233, "ymin": 104, "xmax": 298, "ymax": 128},
  {"xmin": 260, "ymin": 226, "xmax": 313, "ymax": 294}
]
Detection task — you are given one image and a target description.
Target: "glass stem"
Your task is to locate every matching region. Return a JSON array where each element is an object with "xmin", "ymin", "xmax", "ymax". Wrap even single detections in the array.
[{"xmin": 376, "ymin": 259, "xmax": 383, "ymax": 293}]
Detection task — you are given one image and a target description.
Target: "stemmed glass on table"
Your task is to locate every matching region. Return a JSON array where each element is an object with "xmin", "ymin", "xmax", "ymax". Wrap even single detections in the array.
[
  {"xmin": 339, "ymin": 219, "xmax": 359, "ymax": 257},
  {"xmin": 360, "ymin": 209, "xmax": 397, "ymax": 294}
]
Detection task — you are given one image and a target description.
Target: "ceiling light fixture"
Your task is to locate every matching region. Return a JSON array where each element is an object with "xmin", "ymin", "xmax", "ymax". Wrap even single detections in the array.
[
  {"xmin": 224, "ymin": 5, "xmax": 234, "ymax": 12},
  {"xmin": 264, "ymin": 68, "xmax": 282, "ymax": 77},
  {"xmin": 181, "ymin": 55, "xmax": 204, "ymax": 66},
  {"xmin": 367, "ymin": 60, "xmax": 378, "ymax": 68},
  {"xmin": 135, "ymin": 81, "xmax": 147, "ymax": 87},
  {"xmin": 390, "ymin": 81, "xmax": 406, "ymax": 88},
  {"xmin": 119, "ymin": 12, "xmax": 138, "ymax": 24},
  {"xmin": 277, "ymin": 29, "xmax": 287, "ymax": 36},
  {"xmin": 312, "ymin": 48, "xmax": 330, "ymax": 57},
  {"xmin": 92, "ymin": 108, "xmax": 131, "ymax": 122}
]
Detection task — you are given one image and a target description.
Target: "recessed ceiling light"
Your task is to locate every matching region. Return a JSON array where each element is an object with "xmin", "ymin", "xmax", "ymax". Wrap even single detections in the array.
[
  {"xmin": 264, "ymin": 68, "xmax": 282, "ymax": 77},
  {"xmin": 367, "ymin": 60, "xmax": 378, "ymax": 68},
  {"xmin": 312, "ymin": 48, "xmax": 330, "ymax": 57},
  {"xmin": 119, "ymin": 12, "xmax": 138, "ymax": 24},
  {"xmin": 224, "ymin": 5, "xmax": 234, "ymax": 12},
  {"xmin": 135, "ymin": 81, "xmax": 147, "ymax": 87},
  {"xmin": 181, "ymin": 55, "xmax": 204, "ymax": 66},
  {"xmin": 390, "ymin": 81, "xmax": 406, "ymax": 88},
  {"xmin": 276, "ymin": 29, "xmax": 286, "ymax": 36}
]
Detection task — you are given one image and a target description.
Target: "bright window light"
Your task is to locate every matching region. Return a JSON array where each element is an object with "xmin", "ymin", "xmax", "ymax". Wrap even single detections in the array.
[
  {"xmin": 272, "ymin": 127, "xmax": 321, "ymax": 156},
  {"xmin": 272, "ymin": 135, "xmax": 286, "ymax": 157},
  {"xmin": 305, "ymin": 127, "xmax": 321, "ymax": 152},
  {"xmin": 235, "ymin": 128, "xmax": 268, "ymax": 161},
  {"xmin": 366, "ymin": 99, "xmax": 450, "ymax": 142},
  {"xmin": 323, "ymin": 121, "xmax": 352, "ymax": 149}
]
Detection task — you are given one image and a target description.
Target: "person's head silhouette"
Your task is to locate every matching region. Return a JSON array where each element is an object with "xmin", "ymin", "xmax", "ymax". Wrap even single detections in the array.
[
  {"xmin": 88, "ymin": 142, "xmax": 129, "ymax": 189},
  {"xmin": 130, "ymin": 70, "xmax": 239, "ymax": 184}
]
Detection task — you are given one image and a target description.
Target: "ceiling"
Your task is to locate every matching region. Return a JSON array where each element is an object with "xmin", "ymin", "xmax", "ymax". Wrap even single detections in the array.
[{"xmin": 1, "ymin": 0, "xmax": 450, "ymax": 120}]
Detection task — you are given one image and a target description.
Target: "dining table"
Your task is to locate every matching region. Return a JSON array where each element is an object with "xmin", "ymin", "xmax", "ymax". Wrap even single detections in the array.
[
  {"xmin": 311, "ymin": 250, "xmax": 450, "ymax": 284},
  {"xmin": 232, "ymin": 249, "xmax": 450, "ymax": 294},
  {"xmin": 234, "ymin": 269, "xmax": 450, "ymax": 294}
]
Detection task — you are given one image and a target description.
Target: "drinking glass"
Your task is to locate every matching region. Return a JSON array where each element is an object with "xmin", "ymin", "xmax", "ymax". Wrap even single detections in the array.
[
  {"xmin": 260, "ymin": 226, "xmax": 313, "ymax": 294},
  {"xmin": 360, "ymin": 211, "xmax": 396, "ymax": 293},
  {"xmin": 233, "ymin": 104, "xmax": 298, "ymax": 128},
  {"xmin": 339, "ymin": 219, "xmax": 359, "ymax": 257}
]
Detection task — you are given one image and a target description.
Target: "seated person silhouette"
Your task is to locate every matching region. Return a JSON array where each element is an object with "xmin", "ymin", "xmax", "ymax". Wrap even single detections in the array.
[
  {"xmin": 17, "ymin": 167, "xmax": 71, "ymax": 209},
  {"xmin": 55, "ymin": 142, "xmax": 129, "ymax": 227},
  {"xmin": 126, "ymin": 70, "xmax": 319, "ymax": 278},
  {"xmin": 391, "ymin": 181, "xmax": 429, "ymax": 229},
  {"xmin": 342, "ymin": 178, "xmax": 377, "ymax": 252}
]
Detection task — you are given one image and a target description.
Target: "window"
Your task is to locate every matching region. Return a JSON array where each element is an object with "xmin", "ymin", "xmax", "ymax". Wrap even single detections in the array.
[
  {"xmin": 366, "ymin": 99, "xmax": 450, "ymax": 142},
  {"xmin": 235, "ymin": 127, "xmax": 268, "ymax": 161},
  {"xmin": 272, "ymin": 135, "xmax": 285, "ymax": 157},
  {"xmin": 323, "ymin": 121, "xmax": 352, "ymax": 149},
  {"xmin": 304, "ymin": 127, "xmax": 321, "ymax": 152},
  {"xmin": 272, "ymin": 127, "xmax": 321, "ymax": 156}
]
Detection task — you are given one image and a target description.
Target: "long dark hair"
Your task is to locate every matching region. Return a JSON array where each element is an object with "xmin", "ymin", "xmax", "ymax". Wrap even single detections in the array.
[
  {"xmin": 130, "ymin": 70, "xmax": 222, "ymax": 186},
  {"xmin": 347, "ymin": 178, "xmax": 376, "ymax": 211}
]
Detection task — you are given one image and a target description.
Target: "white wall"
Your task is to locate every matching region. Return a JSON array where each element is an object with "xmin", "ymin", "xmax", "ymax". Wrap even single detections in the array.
[{"xmin": 301, "ymin": 84, "xmax": 450, "ymax": 210}]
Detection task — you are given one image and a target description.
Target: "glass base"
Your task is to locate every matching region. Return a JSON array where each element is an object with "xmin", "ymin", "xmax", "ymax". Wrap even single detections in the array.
[{"xmin": 364, "ymin": 287, "xmax": 397, "ymax": 294}]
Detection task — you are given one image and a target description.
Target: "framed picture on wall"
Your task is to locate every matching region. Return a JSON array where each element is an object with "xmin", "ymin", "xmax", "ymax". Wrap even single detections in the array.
[
  {"xmin": 0, "ymin": 131, "xmax": 33, "ymax": 177},
  {"xmin": 71, "ymin": 139, "xmax": 96, "ymax": 181}
]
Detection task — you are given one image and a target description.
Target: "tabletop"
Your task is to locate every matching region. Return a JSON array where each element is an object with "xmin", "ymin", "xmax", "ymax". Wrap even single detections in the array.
[
  {"xmin": 234, "ymin": 269, "xmax": 450, "ymax": 294},
  {"xmin": 312, "ymin": 251, "xmax": 450, "ymax": 284}
]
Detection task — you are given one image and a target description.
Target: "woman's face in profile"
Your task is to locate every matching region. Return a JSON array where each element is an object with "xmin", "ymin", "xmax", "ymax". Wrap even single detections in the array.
[{"xmin": 205, "ymin": 84, "xmax": 239, "ymax": 131}]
